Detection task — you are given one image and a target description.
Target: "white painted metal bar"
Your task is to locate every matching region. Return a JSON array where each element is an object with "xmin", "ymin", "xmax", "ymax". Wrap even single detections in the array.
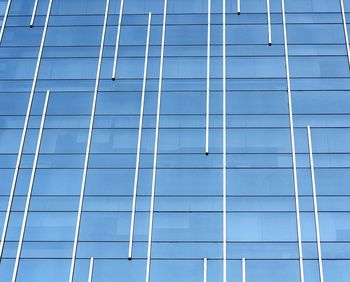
[
  {"xmin": 206, "ymin": 0, "xmax": 211, "ymax": 155},
  {"xmin": 222, "ymin": 0, "xmax": 227, "ymax": 281},
  {"xmin": 69, "ymin": 1, "xmax": 110, "ymax": 281},
  {"xmin": 12, "ymin": 90, "xmax": 50, "ymax": 282},
  {"xmin": 340, "ymin": 0, "xmax": 350, "ymax": 68},
  {"xmin": 307, "ymin": 126, "xmax": 324, "ymax": 282},
  {"xmin": 266, "ymin": 0, "xmax": 272, "ymax": 45},
  {"xmin": 237, "ymin": 0, "xmax": 240, "ymax": 14},
  {"xmin": 145, "ymin": 0, "xmax": 167, "ymax": 281},
  {"xmin": 0, "ymin": 0, "xmax": 51, "ymax": 260},
  {"xmin": 112, "ymin": 0, "xmax": 125, "ymax": 80},
  {"xmin": 30, "ymin": 0, "xmax": 39, "ymax": 27},
  {"xmin": 128, "ymin": 12, "xmax": 152, "ymax": 260},
  {"xmin": 88, "ymin": 257, "xmax": 94, "ymax": 282},
  {"xmin": 203, "ymin": 258, "xmax": 208, "ymax": 282},
  {"xmin": 281, "ymin": 1, "xmax": 305, "ymax": 282},
  {"xmin": 0, "ymin": 0, "xmax": 12, "ymax": 44},
  {"xmin": 242, "ymin": 258, "xmax": 246, "ymax": 282}
]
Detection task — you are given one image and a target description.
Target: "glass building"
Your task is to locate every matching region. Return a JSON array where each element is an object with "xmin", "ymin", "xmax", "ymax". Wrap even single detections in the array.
[{"xmin": 0, "ymin": 0, "xmax": 350, "ymax": 281}]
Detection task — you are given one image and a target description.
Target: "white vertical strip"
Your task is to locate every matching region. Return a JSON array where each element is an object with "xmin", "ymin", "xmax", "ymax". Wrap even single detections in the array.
[
  {"xmin": 237, "ymin": 0, "xmax": 240, "ymax": 14},
  {"xmin": 112, "ymin": 0, "xmax": 125, "ymax": 80},
  {"xmin": 222, "ymin": 0, "xmax": 227, "ymax": 281},
  {"xmin": 307, "ymin": 126, "xmax": 324, "ymax": 282},
  {"xmin": 266, "ymin": 0, "xmax": 272, "ymax": 45},
  {"xmin": 88, "ymin": 257, "xmax": 94, "ymax": 282},
  {"xmin": 11, "ymin": 90, "xmax": 50, "ymax": 282},
  {"xmin": 206, "ymin": 0, "xmax": 211, "ymax": 155},
  {"xmin": 30, "ymin": 0, "xmax": 39, "ymax": 27},
  {"xmin": 69, "ymin": 0, "xmax": 110, "ymax": 281},
  {"xmin": 145, "ymin": 0, "xmax": 167, "ymax": 281},
  {"xmin": 0, "ymin": 0, "xmax": 11, "ymax": 43},
  {"xmin": 128, "ymin": 12, "xmax": 152, "ymax": 260},
  {"xmin": 281, "ymin": 1, "xmax": 305, "ymax": 282},
  {"xmin": 0, "ymin": 0, "xmax": 52, "ymax": 260},
  {"xmin": 340, "ymin": 0, "xmax": 350, "ymax": 68},
  {"xmin": 242, "ymin": 258, "xmax": 246, "ymax": 282},
  {"xmin": 203, "ymin": 258, "xmax": 208, "ymax": 282}
]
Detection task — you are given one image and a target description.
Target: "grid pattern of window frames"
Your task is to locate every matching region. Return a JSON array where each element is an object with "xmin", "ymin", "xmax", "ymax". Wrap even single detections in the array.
[{"xmin": 0, "ymin": 0, "xmax": 350, "ymax": 281}]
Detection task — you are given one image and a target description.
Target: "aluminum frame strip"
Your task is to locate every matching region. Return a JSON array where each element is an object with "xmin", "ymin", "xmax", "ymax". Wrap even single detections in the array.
[
  {"xmin": 223, "ymin": 0, "xmax": 227, "ymax": 281},
  {"xmin": 206, "ymin": 0, "xmax": 211, "ymax": 155},
  {"xmin": 128, "ymin": 12, "xmax": 152, "ymax": 260},
  {"xmin": 112, "ymin": 0, "xmax": 125, "ymax": 80},
  {"xmin": 281, "ymin": 1, "xmax": 305, "ymax": 281},
  {"xmin": 267, "ymin": 0, "xmax": 272, "ymax": 45},
  {"xmin": 88, "ymin": 257, "xmax": 94, "ymax": 282},
  {"xmin": 242, "ymin": 258, "xmax": 246, "ymax": 282},
  {"xmin": 340, "ymin": 0, "xmax": 350, "ymax": 68},
  {"xmin": 11, "ymin": 90, "xmax": 51, "ymax": 282},
  {"xmin": 68, "ymin": 0, "xmax": 110, "ymax": 281},
  {"xmin": 30, "ymin": 0, "xmax": 39, "ymax": 27},
  {"xmin": 0, "ymin": 0, "xmax": 12, "ymax": 43},
  {"xmin": 307, "ymin": 126, "xmax": 324, "ymax": 282},
  {"xmin": 0, "ymin": 0, "xmax": 52, "ymax": 261},
  {"xmin": 145, "ymin": 1, "xmax": 167, "ymax": 281}
]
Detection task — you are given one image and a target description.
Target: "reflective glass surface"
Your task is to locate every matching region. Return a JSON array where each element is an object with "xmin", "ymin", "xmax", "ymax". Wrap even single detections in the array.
[{"xmin": 0, "ymin": 0, "xmax": 349, "ymax": 281}]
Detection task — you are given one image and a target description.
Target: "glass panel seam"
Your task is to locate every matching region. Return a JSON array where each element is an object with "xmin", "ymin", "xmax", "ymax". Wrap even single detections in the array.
[{"xmin": 112, "ymin": 0, "xmax": 125, "ymax": 80}]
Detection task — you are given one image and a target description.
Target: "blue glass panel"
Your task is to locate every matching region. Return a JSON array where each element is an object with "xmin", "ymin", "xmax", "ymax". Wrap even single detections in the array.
[
  {"xmin": 16, "ymin": 259, "xmax": 70, "ymax": 282},
  {"xmin": 227, "ymin": 212, "xmax": 297, "ymax": 241},
  {"xmin": 247, "ymin": 260, "xmax": 300, "ymax": 282},
  {"xmin": 92, "ymin": 260, "xmax": 146, "ymax": 282},
  {"xmin": 150, "ymin": 260, "xmax": 202, "ymax": 282}
]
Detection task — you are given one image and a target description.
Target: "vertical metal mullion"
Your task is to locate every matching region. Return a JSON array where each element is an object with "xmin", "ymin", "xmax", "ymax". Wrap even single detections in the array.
[
  {"xmin": 222, "ymin": 0, "xmax": 227, "ymax": 281},
  {"xmin": 266, "ymin": 0, "xmax": 272, "ymax": 45},
  {"xmin": 88, "ymin": 257, "xmax": 94, "ymax": 282},
  {"xmin": 69, "ymin": 0, "xmax": 110, "ymax": 281},
  {"xmin": 128, "ymin": 12, "xmax": 152, "ymax": 261},
  {"xmin": 281, "ymin": 1, "xmax": 305, "ymax": 282},
  {"xmin": 242, "ymin": 258, "xmax": 246, "ymax": 282},
  {"xmin": 237, "ymin": 0, "xmax": 240, "ymax": 15},
  {"xmin": 203, "ymin": 258, "xmax": 208, "ymax": 282},
  {"xmin": 307, "ymin": 126, "xmax": 324, "ymax": 282},
  {"xmin": 11, "ymin": 90, "xmax": 50, "ymax": 282},
  {"xmin": 340, "ymin": 0, "xmax": 350, "ymax": 68},
  {"xmin": 206, "ymin": 0, "xmax": 211, "ymax": 155},
  {"xmin": 0, "ymin": 0, "xmax": 12, "ymax": 44},
  {"xmin": 145, "ymin": 0, "xmax": 167, "ymax": 281},
  {"xmin": 30, "ymin": 0, "xmax": 39, "ymax": 27},
  {"xmin": 0, "ymin": 0, "xmax": 52, "ymax": 260},
  {"xmin": 112, "ymin": 0, "xmax": 125, "ymax": 80}
]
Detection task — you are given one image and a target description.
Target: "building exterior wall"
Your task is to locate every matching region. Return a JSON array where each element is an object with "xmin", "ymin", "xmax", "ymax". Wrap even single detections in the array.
[{"xmin": 0, "ymin": 0, "xmax": 349, "ymax": 281}]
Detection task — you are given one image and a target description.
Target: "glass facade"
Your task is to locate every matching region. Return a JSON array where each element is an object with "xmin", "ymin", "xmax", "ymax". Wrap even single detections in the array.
[{"xmin": 0, "ymin": 0, "xmax": 350, "ymax": 281}]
